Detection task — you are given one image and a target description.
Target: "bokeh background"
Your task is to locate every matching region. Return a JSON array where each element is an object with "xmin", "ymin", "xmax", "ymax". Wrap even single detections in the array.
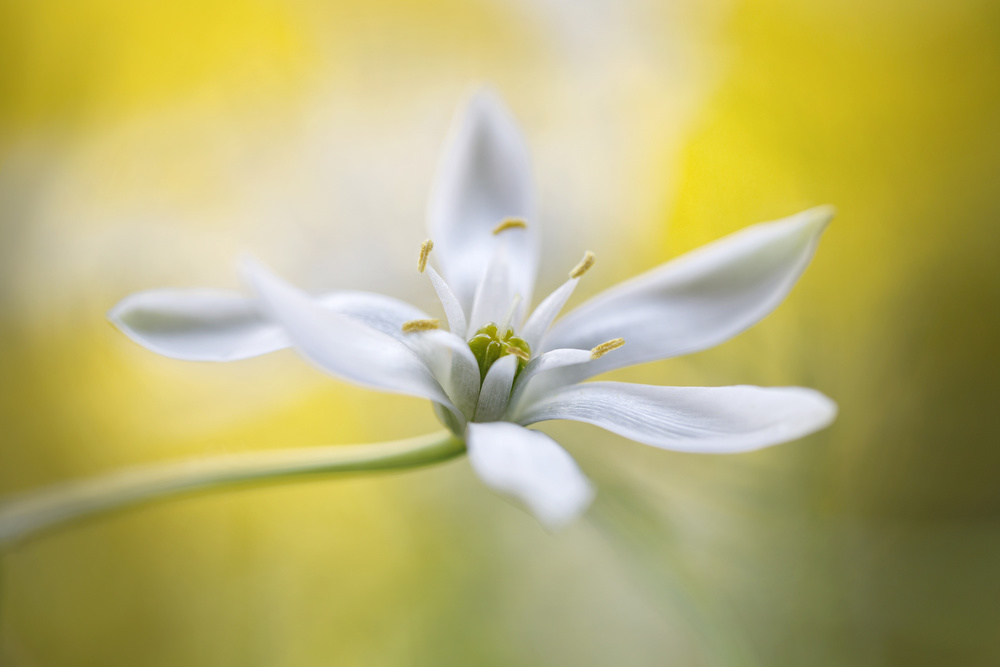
[{"xmin": 2, "ymin": 0, "xmax": 999, "ymax": 665}]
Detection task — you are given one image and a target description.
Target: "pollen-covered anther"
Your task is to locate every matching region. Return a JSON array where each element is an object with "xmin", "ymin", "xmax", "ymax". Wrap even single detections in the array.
[
  {"xmin": 569, "ymin": 251, "xmax": 596, "ymax": 279},
  {"xmin": 418, "ymin": 239, "xmax": 434, "ymax": 273},
  {"xmin": 401, "ymin": 318, "xmax": 440, "ymax": 333},
  {"xmin": 492, "ymin": 218, "xmax": 528, "ymax": 235},
  {"xmin": 590, "ymin": 337, "xmax": 625, "ymax": 359}
]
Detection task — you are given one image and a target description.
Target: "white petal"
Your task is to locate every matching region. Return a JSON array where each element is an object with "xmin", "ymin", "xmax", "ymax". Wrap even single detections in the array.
[
  {"xmin": 110, "ymin": 288, "xmax": 433, "ymax": 363},
  {"xmin": 517, "ymin": 382, "xmax": 837, "ymax": 454},
  {"xmin": 108, "ymin": 288, "xmax": 287, "ymax": 362},
  {"xmin": 242, "ymin": 258, "xmax": 457, "ymax": 411},
  {"xmin": 507, "ymin": 348, "xmax": 593, "ymax": 418},
  {"xmin": 317, "ymin": 291, "xmax": 431, "ymax": 342},
  {"xmin": 519, "ymin": 277, "xmax": 579, "ymax": 352},
  {"xmin": 466, "ymin": 422, "xmax": 594, "ymax": 529},
  {"xmin": 468, "ymin": 240, "xmax": 520, "ymax": 334},
  {"xmin": 474, "ymin": 354, "xmax": 518, "ymax": 422},
  {"xmin": 405, "ymin": 329, "xmax": 481, "ymax": 421},
  {"xmin": 425, "ymin": 265, "xmax": 467, "ymax": 339},
  {"xmin": 428, "ymin": 89, "xmax": 538, "ymax": 316},
  {"xmin": 542, "ymin": 207, "xmax": 834, "ymax": 380}
]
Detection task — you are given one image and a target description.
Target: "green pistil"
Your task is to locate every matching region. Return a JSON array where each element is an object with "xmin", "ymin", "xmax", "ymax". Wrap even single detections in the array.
[{"xmin": 467, "ymin": 322, "xmax": 531, "ymax": 383}]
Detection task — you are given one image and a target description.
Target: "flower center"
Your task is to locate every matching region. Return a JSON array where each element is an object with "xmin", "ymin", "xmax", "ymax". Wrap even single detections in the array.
[{"xmin": 467, "ymin": 323, "xmax": 530, "ymax": 382}]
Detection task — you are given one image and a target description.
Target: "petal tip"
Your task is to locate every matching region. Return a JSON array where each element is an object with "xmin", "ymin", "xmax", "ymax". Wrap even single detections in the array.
[
  {"xmin": 801, "ymin": 204, "xmax": 837, "ymax": 233},
  {"xmin": 237, "ymin": 253, "xmax": 267, "ymax": 285},
  {"xmin": 466, "ymin": 85, "xmax": 512, "ymax": 119},
  {"xmin": 537, "ymin": 483, "xmax": 596, "ymax": 532},
  {"xmin": 769, "ymin": 386, "xmax": 839, "ymax": 445},
  {"xmin": 106, "ymin": 298, "xmax": 128, "ymax": 327},
  {"xmin": 808, "ymin": 388, "xmax": 839, "ymax": 429},
  {"xmin": 458, "ymin": 86, "xmax": 527, "ymax": 156}
]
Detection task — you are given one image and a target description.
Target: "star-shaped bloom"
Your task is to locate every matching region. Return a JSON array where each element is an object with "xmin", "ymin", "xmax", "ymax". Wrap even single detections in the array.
[{"xmin": 110, "ymin": 91, "xmax": 836, "ymax": 529}]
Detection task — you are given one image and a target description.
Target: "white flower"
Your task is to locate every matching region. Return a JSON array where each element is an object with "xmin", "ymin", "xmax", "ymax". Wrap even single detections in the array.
[{"xmin": 109, "ymin": 90, "xmax": 836, "ymax": 529}]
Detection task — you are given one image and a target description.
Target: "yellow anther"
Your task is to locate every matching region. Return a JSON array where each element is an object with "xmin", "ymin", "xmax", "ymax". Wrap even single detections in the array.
[
  {"xmin": 507, "ymin": 346, "xmax": 530, "ymax": 361},
  {"xmin": 569, "ymin": 251, "xmax": 596, "ymax": 279},
  {"xmin": 590, "ymin": 337, "xmax": 625, "ymax": 359},
  {"xmin": 492, "ymin": 218, "xmax": 528, "ymax": 235},
  {"xmin": 402, "ymin": 318, "xmax": 440, "ymax": 333},
  {"xmin": 418, "ymin": 239, "xmax": 434, "ymax": 273}
]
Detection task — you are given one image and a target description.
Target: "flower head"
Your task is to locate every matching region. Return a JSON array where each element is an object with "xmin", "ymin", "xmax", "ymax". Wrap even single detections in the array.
[{"xmin": 110, "ymin": 90, "xmax": 836, "ymax": 529}]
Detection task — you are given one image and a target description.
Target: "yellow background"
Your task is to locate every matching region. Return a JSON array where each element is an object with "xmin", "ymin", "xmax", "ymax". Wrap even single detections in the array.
[{"xmin": 1, "ymin": 0, "xmax": 998, "ymax": 664}]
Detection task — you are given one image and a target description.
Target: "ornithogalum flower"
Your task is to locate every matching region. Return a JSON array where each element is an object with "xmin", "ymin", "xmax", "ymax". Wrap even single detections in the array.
[{"xmin": 109, "ymin": 91, "xmax": 836, "ymax": 529}]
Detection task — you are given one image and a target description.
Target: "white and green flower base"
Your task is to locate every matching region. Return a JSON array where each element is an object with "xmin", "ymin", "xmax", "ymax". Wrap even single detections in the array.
[{"xmin": 0, "ymin": 89, "xmax": 837, "ymax": 545}]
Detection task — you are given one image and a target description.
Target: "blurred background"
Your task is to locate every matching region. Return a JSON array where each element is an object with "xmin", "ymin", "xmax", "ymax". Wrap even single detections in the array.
[{"xmin": 1, "ymin": 0, "xmax": 999, "ymax": 664}]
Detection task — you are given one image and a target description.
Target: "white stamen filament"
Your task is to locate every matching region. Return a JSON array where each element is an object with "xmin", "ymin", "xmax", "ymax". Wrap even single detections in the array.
[{"xmin": 498, "ymin": 294, "xmax": 522, "ymax": 334}]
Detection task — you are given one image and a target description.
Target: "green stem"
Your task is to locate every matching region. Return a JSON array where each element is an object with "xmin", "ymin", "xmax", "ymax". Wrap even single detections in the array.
[{"xmin": 0, "ymin": 431, "xmax": 464, "ymax": 549}]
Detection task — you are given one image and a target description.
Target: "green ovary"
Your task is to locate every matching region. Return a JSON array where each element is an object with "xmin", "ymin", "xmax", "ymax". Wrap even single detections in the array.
[{"xmin": 467, "ymin": 323, "xmax": 530, "ymax": 382}]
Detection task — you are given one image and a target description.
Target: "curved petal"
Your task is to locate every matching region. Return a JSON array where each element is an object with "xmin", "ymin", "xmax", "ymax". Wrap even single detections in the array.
[
  {"xmin": 466, "ymin": 422, "xmax": 594, "ymax": 530},
  {"xmin": 516, "ymin": 381, "xmax": 837, "ymax": 454},
  {"xmin": 317, "ymin": 292, "xmax": 431, "ymax": 342},
  {"xmin": 542, "ymin": 207, "xmax": 834, "ymax": 380},
  {"xmin": 108, "ymin": 288, "xmax": 287, "ymax": 362},
  {"xmin": 405, "ymin": 329, "xmax": 481, "ymax": 421},
  {"xmin": 474, "ymin": 354, "xmax": 518, "ymax": 422},
  {"xmin": 110, "ymin": 288, "xmax": 432, "ymax": 363},
  {"xmin": 507, "ymin": 348, "xmax": 592, "ymax": 417},
  {"xmin": 242, "ymin": 258, "xmax": 457, "ymax": 412},
  {"xmin": 428, "ymin": 89, "xmax": 538, "ymax": 316}
]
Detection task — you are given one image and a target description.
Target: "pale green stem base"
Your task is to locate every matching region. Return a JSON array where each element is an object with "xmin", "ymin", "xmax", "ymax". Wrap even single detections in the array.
[{"xmin": 0, "ymin": 431, "xmax": 464, "ymax": 549}]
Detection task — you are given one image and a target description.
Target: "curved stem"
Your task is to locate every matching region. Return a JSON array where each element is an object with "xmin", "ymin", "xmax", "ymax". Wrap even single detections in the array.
[{"xmin": 0, "ymin": 431, "xmax": 465, "ymax": 549}]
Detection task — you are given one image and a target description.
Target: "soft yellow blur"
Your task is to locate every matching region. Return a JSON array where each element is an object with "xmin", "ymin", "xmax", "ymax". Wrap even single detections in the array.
[{"xmin": 1, "ymin": 0, "xmax": 998, "ymax": 664}]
